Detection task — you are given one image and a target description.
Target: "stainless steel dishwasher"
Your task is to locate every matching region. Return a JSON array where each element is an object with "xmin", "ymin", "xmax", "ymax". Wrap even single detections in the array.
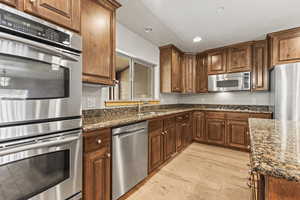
[{"xmin": 112, "ymin": 121, "xmax": 148, "ymax": 200}]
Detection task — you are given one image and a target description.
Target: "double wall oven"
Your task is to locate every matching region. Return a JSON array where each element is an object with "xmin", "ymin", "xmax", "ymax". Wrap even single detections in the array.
[{"xmin": 0, "ymin": 3, "xmax": 82, "ymax": 200}]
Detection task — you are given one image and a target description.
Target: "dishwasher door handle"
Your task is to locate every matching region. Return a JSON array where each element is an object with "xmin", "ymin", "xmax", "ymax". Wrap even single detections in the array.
[{"xmin": 115, "ymin": 129, "xmax": 146, "ymax": 139}]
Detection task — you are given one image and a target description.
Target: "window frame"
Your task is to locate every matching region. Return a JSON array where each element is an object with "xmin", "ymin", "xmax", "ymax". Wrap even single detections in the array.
[{"xmin": 109, "ymin": 52, "xmax": 155, "ymax": 101}]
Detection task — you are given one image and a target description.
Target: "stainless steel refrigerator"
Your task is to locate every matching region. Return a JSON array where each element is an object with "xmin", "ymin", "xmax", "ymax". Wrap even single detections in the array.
[{"xmin": 270, "ymin": 62, "xmax": 300, "ymax": 120}]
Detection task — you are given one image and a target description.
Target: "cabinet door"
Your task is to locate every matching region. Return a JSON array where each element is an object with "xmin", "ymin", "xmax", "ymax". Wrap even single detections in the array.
[
  {"xmin": 24, "ymin": 0, "xmax": 80, "ymax": 31},
  {"xmin": 206, "ymin": 118, "xmax": 226, "ymax": 145},
  {"xmin": 207, "ymin": 49, "xmax": 227, "ymax": 75},
  {"xmin": 253, "ymin": 40, "xmax": 269, "ymax": 91},
  {"xmin": 193, "ymin": 112, "xmax": 206, "ymax": 142},
  {"xmin": 175, "ymin": 121, "xmax": 184, "ymax": 151},
  {"xmin": 148, "ymin": 120, "xmax": 164, "ymax": 173},
  {"xmin": 0, "ymin": 0, "xmax": 17, "ymax": 7},
  {"xmin": 182, "ymin": 54, "xmax": 196, "ymax": 93},
  {"xmin": 163, "ymin": 118, "xmax": 176, "ymax": 161},
  {"xmin": 196, "ymin": 54, "xmax": 208, "ymax": 93},
  {"xmin": 269, "ymin": 28, "xmax": 300, "ymax": 66},
  {"xmin": 171, "ymin": 49, "xmax": 182, "ymax": 92},
  {"xmin": 84, "ymin": 145, "xmax": 111, "ymax": 200},
  {"xmin": 227, "ymin": 120, "xmax": 249, "ymax": 150},
  {"xmin": 82, "ymin": 0, "xmax": 120, "ymax": 85},
  {"xmin": 227, "ymin": 43, "xmax": 252, "ymax": 73}
]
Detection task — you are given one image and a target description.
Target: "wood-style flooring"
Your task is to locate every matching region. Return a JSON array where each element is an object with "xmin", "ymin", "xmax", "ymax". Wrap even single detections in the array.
[{"xmin": 127, "ymin": 143, "xmax": 250, "ymax": 200}]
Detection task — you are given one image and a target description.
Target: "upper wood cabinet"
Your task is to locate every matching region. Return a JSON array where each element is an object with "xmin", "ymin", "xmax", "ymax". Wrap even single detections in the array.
[
  {"xmin": 160, "ymin": 45, "xmax": 183, "ymax": 93},
  {"xmin": 182, "ymin": 54, "xmax": 196, "ymax": 93},
  {"xmin": 24, "ymin": 0, "xmax": 81, "ymax": 32},
  {"xmin": 82, "ymin": 0, "xmax": 121, "ymax": 85},
  {"xmin": 195, "ymin": 53, "xmax": 208, "ymax": 93},
  {"xmin": 227, "ymin": 42, "xmax": 253, "ymax": 73},
  {"xmin": 0, "ymin": 0, "xmax": 18, "ymax": 7},
  {"xmin": 207, "ymin": 48, "xmax": 227, "ymax": 75},
  {"xmin": 252, "ymin": 40, "xmax": 269, "ymax": 91}
]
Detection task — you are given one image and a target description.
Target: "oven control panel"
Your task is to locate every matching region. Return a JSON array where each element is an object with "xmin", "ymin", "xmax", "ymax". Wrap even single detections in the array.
[{"xmin": 0, "ymin": 8, "xmax": 70, "ymax": 45}]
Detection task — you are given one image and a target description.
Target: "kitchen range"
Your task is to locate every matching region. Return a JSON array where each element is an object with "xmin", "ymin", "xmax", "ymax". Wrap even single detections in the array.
[{"xmin": 0, "ymin": 4, "xmax": 82, "ymax": 200}]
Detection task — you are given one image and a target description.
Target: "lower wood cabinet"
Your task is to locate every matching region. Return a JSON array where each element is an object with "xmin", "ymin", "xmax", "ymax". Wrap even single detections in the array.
[
  {"xmin": 226, "ymin": 120, "xmax": 249, "ymax": 150},
  {"xmin": 193, "ymin": 111, "xmax": 206, "ymax": 142},
  {"xmin": 163, "ymin": 118, "xmax": 176, "ymax": 161},
  {"xmin": 83, "ymin": 128, "xmax": 112, "ymax": 200},
  {"xmin": 206, "ymin": 118, "xmax": 226, "ymax": 145}
]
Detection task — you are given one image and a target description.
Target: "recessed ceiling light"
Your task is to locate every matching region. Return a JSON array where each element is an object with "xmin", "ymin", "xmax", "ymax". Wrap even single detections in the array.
[
  {"xmin": 217, "ymin": 6, "xmax": 225, "ymax": 14},
  {"xmin": 144, "ymin": 27, "xmax": 153, "ymax": 33},
  {"xmin": 193, "ymin": 36, "xmax": 202, "ymax": 43}
]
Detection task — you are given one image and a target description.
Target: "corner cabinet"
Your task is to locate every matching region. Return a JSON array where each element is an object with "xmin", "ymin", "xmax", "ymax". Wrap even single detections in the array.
[
  {"xmin": 24, "ymin": 0, "xmax": 81, "ymax": 32},
  {"xmin": 83, "ymin": 128, "xmax": 112, "ymax": 200},
  {"xmin": 82, "ymin": 0, "xmax": 121, "ymax": 85},
  {"xmin": 160, "ymin": 45, "xmax": 183, "ymax": 93},
  {"xmin": 252, "ymin": 40, "xmax": 269, "ymax": 91},
  {"xmin": 268, "ymin": 27, "xmax": 300, "ymax": 67}
]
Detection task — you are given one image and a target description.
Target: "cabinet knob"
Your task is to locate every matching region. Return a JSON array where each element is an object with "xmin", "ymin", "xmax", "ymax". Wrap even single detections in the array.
[
  {"xmin": 97, "ymin": 139, "xmax": 102, "ymax": 144},
  {"xmin": 30, "ymin": 0, "xmax": 36, "ymax": 3},
  {"xmin": 161, "ymin": 132, "xmax": 165, "ymax": 135},
  {"xmin": 107, "ymin": 153, "xmax": 111, "ymax": 158}
]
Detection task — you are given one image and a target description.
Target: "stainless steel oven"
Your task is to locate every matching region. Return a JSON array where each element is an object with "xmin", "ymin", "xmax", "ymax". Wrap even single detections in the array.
[
  {"xmin": 0, "ymin": 3, "xmax": 82, "ymax": 126},
  {"xmin": 0, "ymin": 128, "xmax": 82, "ymax": 200},
  {"xmin": 208, "ymin": 72, "xmax": 251, "ymax": 92}
]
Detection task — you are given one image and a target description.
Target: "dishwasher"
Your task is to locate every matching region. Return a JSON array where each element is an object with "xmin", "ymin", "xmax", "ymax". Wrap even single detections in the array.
[{"xmin": 112, "ymin": 121, "xmax": 148, "ymax": 200}]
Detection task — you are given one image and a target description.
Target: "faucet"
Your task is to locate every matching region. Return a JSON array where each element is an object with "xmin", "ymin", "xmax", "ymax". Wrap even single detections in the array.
[{"xmin": 137, "ymin": 100, "xmax": 149, "ymax": 115}]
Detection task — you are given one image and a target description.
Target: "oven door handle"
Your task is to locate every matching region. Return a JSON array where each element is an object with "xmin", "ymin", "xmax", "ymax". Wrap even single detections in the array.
[
  {"xmin": 0, "ymin": 32, "xmax": 79, "ymax": 62},
  {"xmin": 0, "ymin": 135, "xmax": 80, "ymax": 157}
]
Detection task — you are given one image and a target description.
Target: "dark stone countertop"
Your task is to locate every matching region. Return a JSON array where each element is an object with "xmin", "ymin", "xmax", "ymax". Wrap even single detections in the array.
[{"xmin": 249, "ymin": 118, "xmax": 300, "ymax": 182}]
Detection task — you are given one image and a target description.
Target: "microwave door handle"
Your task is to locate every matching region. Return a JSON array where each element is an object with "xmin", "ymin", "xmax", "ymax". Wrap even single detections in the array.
[
  {"xmin": 0, "ymin": 32, "xmax": 79, "ymax": 62},
  {"xmin": 0, "ymin": 135, "xmax": 80, "ymax": 157}
]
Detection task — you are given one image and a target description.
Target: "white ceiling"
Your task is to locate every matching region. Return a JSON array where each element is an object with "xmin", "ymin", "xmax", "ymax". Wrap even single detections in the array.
[{"xmin": 116, "ymin": 0, "xmax": 300, "ymax": 52}]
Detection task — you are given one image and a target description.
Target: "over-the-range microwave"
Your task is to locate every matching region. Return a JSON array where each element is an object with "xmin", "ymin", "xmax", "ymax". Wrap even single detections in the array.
[{"xmin": 208, "ymin": 72, "xmax": 251, "ymax": 92}]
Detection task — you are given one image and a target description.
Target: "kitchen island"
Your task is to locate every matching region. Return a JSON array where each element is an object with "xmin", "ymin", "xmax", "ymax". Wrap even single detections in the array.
[{"xmin": 249, "ymin": 119, "xmax": 300, "ymax": 200}]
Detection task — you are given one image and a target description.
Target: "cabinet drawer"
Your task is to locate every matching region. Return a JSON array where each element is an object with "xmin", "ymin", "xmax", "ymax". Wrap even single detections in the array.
[
  {"xmin": 176, "ymin": 113, "xmax": 190, "ymax": 122},
  {"xmin": 227, "ymin": 112, "xmax": 249, "ymax": 121},
  {"xmin": 206, "ymin": 111, "xmax": 226, "ymax": 119},
  {"xmin": 84, "ymin": 128, "xmax": 111, "ymax": 153}
]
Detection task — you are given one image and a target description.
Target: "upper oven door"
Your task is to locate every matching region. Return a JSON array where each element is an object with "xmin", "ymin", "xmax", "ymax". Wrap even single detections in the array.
[
  {"xmin": 208, "ymin": 72, "xmax": 251, "ymax": 92},
  {"xmin": 0, "ymin": 32, "xmax": 82, "ymax": 126},
  {"xmin": 0, "ymin": 130, "xmax": 82, "ymax": 200}
]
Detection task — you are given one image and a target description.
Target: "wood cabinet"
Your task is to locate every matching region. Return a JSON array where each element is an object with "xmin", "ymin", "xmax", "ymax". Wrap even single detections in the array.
[
  {"xmin": 82, "ymin": 0, "xmax": 121, "ymax": 85},
  {"xmin": 206, "ymin": 118, "xmax": 226, "ymax": 145},
  {"xmin": 207, "ymin": 48, "xmax": 227, "ymax": 75},
  {"xmin": 0, "ymin": 0, "xmax": 18, "ymax": 7},
  {"xmin": 182, "ymin": 54, "xmax": 196, "ymax": 93},
  {"xmin": 268, "ymin": 27, "xmax": 300, "ymax": 67},
  {"xmin": 163, "ymin": 117, "xmax": 176, "ymax": 161},
  {"xmin": 226, "ymin": 120, "xmax": 249, "ymax": 150},
  {"xmin": 175, "ymin": 113, "xmax": 191, "ymax": 151},
  {"xmin": 252, "ymin": 40, "xmax": 269, "ymax": 91},
  {"xmin": 83, "ymin": 128, "xmax": 111, "ymax": 200},
  {"xmin": 227, "ymin": 42, "xmax": 253, "ymax": 73},
  {"xmin": 148, "ymin": 120, "xmax": 164, "ymax": 173},
  {"xmin": 160, "ymin": 45, "xmax": 183, "ymax": 93},
  {"xmin": 24, "ymin": 0, "xmax": 81, "ymax": 31},
  {"xmin": 195, "ymin": 53, "xmax": 208, "ymax": 93},
  {"xmin": 193, "ymin": 111, "xmax": 206, "ymax": 142}
]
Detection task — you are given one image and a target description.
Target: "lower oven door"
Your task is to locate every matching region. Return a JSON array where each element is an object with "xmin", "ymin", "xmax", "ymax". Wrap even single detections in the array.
[{"xmin": 0, "ymin": 130, "xmax": 82, "ymax": 200}]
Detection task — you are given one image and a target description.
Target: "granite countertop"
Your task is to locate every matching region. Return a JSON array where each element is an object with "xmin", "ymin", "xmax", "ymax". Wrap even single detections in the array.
[
  {"xmin": 249, "ymin": 118, "xmax": 300, "ymax": 182},
  {"xmin": 83, "ymin": 106, "xmax": 272, "ymax": 132}
]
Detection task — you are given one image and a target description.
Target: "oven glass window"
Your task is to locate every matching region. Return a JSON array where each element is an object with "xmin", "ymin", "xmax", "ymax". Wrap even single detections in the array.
[
  {"xmin": 0, "ymin": 54, "xmax": 69, "ymax": 100},
  {"xmin": 216, "ymin": 80, "xmax": 239, "ymax": 88},
  {"xmin": 0, "ymin": 150, "xmax": 70, "ymax": 200}
]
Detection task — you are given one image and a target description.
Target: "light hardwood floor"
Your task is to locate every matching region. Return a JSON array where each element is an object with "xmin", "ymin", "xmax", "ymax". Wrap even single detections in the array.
[{"xmin": 127, "ymin": 143, "xmax": 250, "ymax": 200}]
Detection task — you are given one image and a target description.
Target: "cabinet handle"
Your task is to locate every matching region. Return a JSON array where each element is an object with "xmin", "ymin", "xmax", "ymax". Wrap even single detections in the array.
[
  {"xmin": 246, "ymin": 131, "xmax": 249, "ymax": 135},
  {"xmin": 97, "ymin": 139, "xmax": 102, "ymax": 144},
  {"xmin": 107, "ymin": 153, "xmax": 111, "ymax": 158},
  {"xmin": 161, "ymin": 132, "xmax": 165, "ymax": 135},
  {"xmin": 247, "ymin": 145, "xmax": 250, "ymax": 150}
]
